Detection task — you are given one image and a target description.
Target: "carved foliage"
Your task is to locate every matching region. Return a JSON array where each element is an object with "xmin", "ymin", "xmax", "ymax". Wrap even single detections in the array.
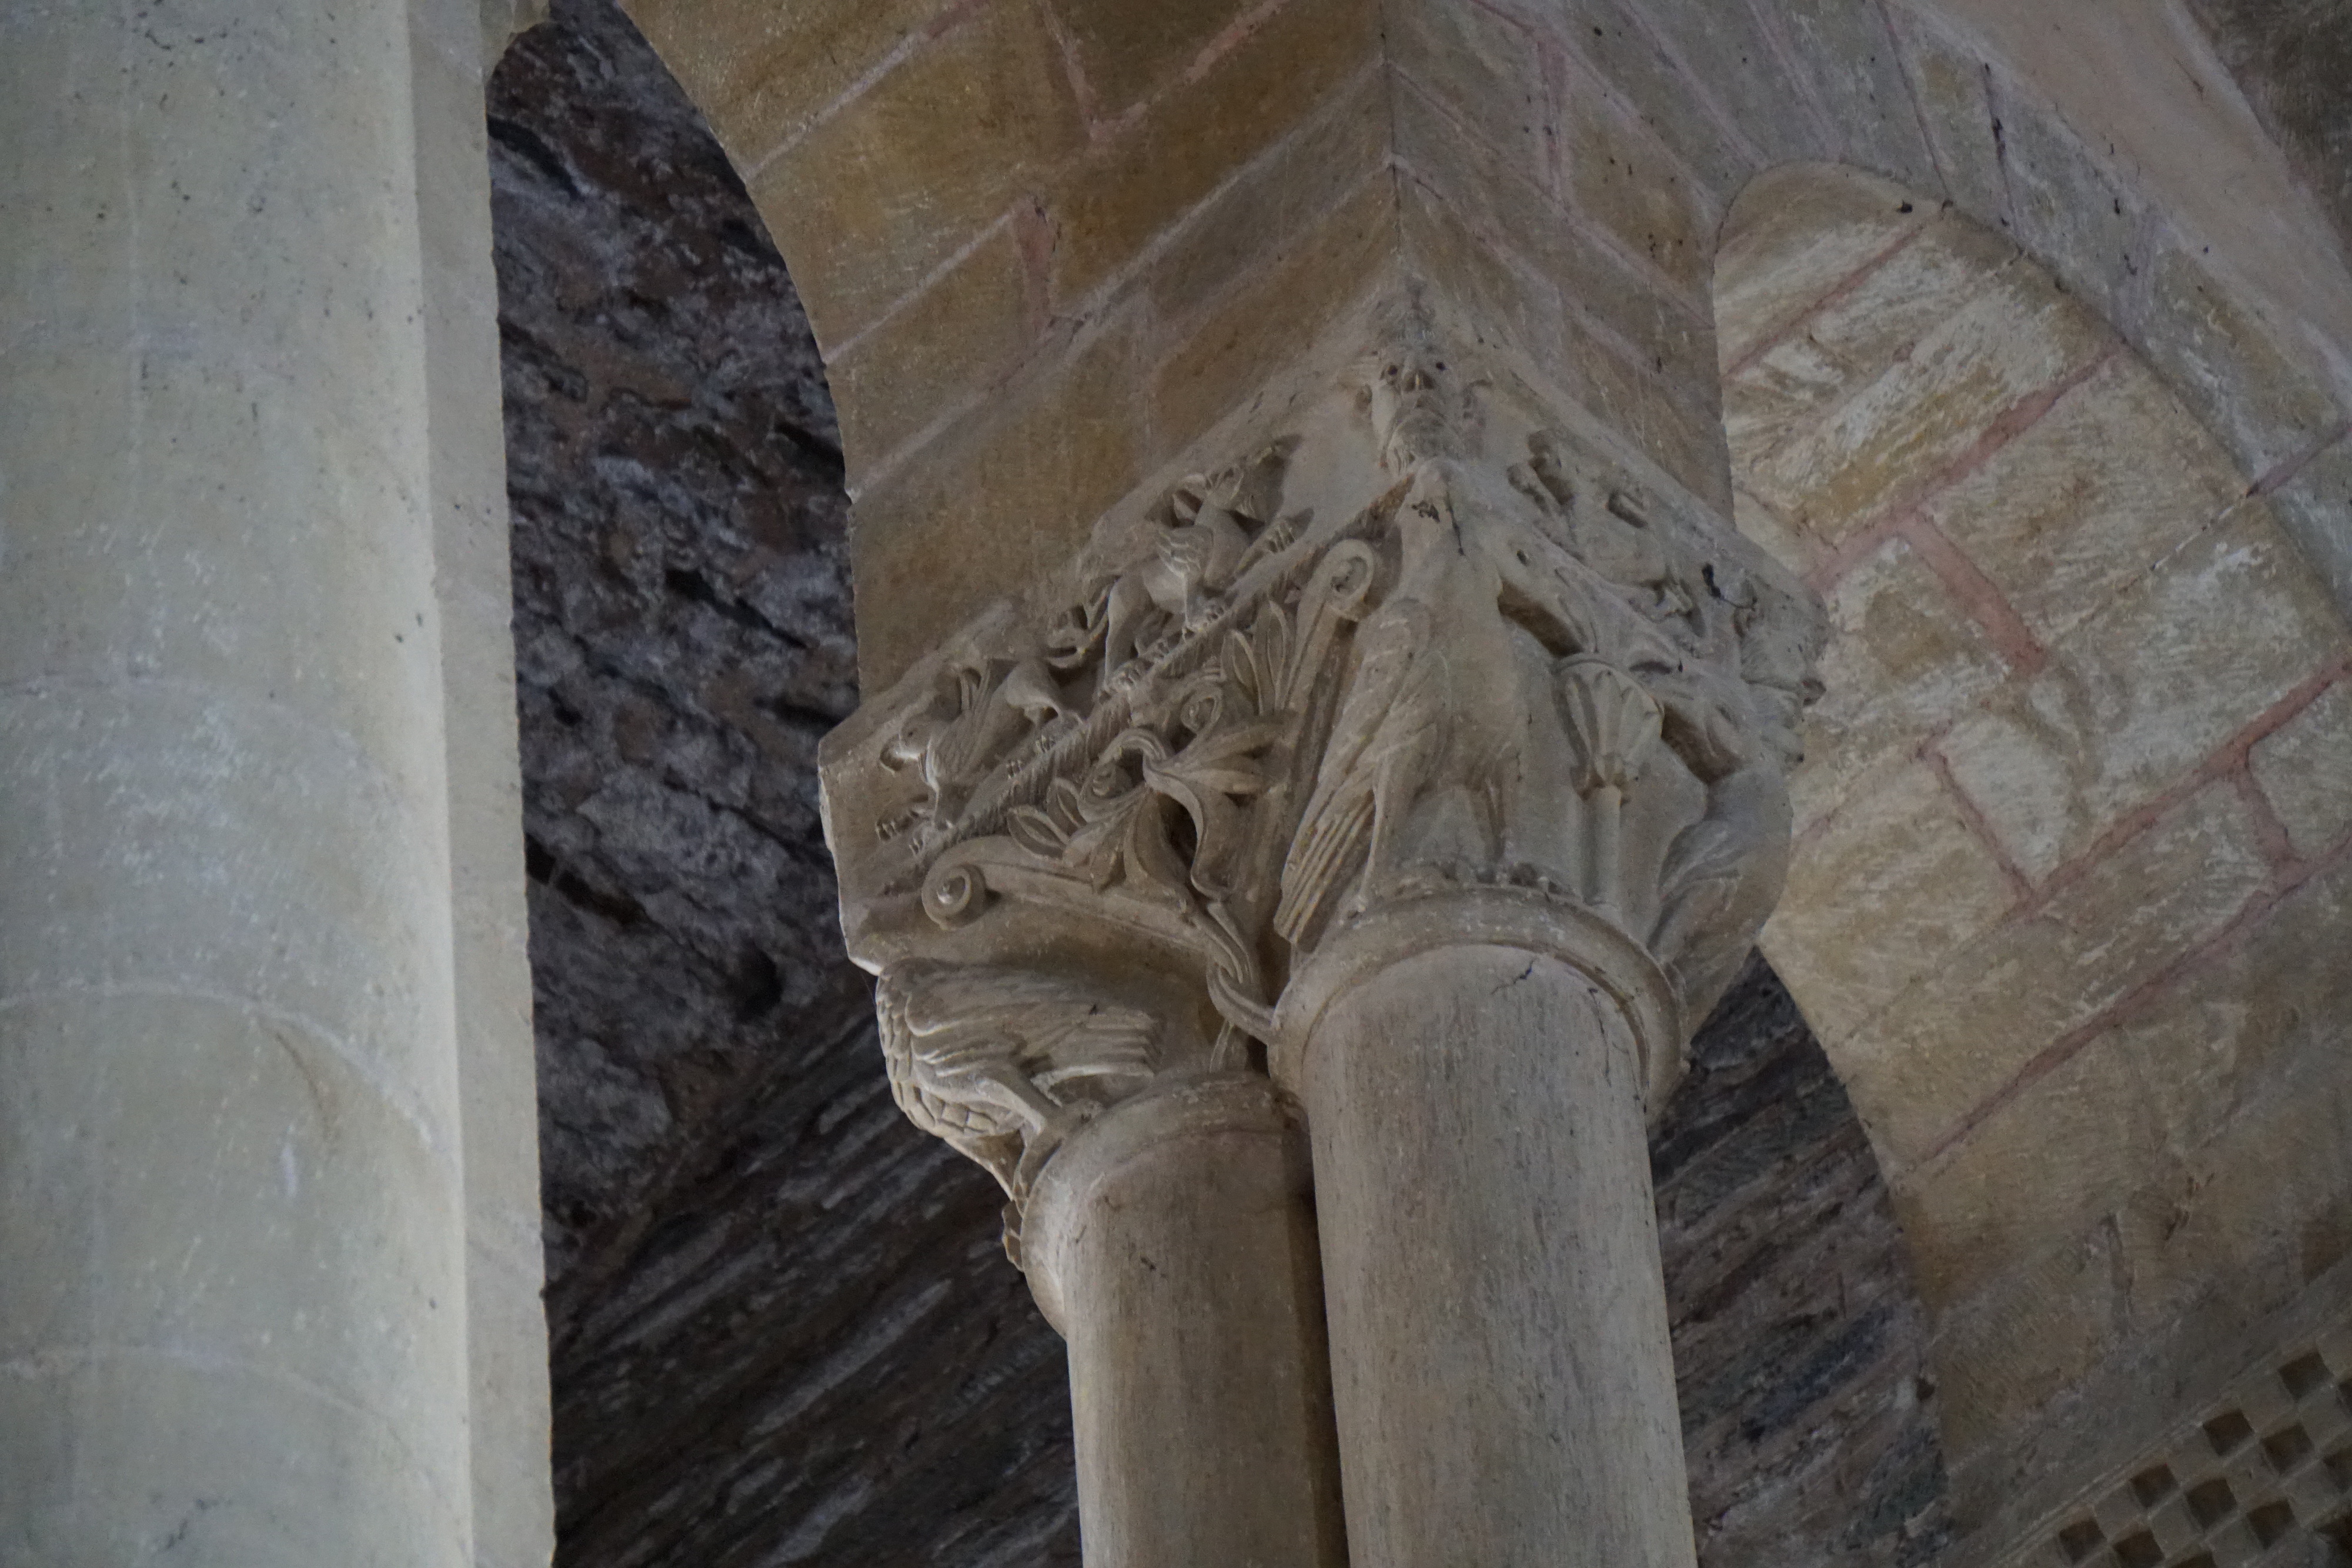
[{"xmin": 846, "ymin": 326, "xmax": 1823, "ymax": 1196}]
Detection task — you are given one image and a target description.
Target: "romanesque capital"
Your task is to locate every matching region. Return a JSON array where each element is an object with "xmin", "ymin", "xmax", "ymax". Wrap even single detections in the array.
[{"xmin": 819, "ymin": 296, "xmax": 1825, "ymax": 1244}]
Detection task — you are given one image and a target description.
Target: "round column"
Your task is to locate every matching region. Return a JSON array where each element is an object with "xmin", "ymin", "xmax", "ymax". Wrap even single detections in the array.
[
  {"xmin": 1023, "ymin": 1072, "xmax": 1349, "ymax": 1568},
  {"xmin": 1, "ymin": 4, "xmax": 474, "ymax": 1562},
  {"xmin": 1277, "ymin": 898, "xmax": 1695, "ymax": 1568}
]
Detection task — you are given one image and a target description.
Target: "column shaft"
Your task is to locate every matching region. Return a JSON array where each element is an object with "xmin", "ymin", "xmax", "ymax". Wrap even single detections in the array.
[
  {"xmin": 0, "ymin": 3, "xmax": 476, "ymax": 1562},
  {"xmin": 1295, "ymin": 945, "xmax": 1694, "ymax": 1568},
  {"xmin": 1024, "ymin": 1074, "xmax": 1349, "ymax": 1568}
]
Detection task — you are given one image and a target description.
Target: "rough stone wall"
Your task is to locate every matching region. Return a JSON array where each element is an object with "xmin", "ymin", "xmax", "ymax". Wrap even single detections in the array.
[{"xmin": 491, "ymin": 4, "xmax": 1949, "ymax": 1564}]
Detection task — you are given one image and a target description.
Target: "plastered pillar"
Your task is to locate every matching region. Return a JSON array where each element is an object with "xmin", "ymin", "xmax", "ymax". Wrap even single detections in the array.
[
  {"xmin": 1023, "ymin": 1072, "xmax": 1348, "ymax": 1568},
  {"xmin": 0, "ymin": 2, "xmax": 513, "ymax": 1560}
]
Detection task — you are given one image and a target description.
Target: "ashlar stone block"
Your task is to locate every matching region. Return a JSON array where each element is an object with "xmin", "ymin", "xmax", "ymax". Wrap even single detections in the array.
[
  {"xmin": 2249, "ymin": 677, "xmax": 2352, "ymax": 861},
  {"xmin": 2138, "ymin": 243, "xmax": 2347, "ymax": 485},
  {"xmin": 1923, "ymin": 353, "xmax": 2246, "ymax": 647},
  {"xmin": 1880, "ymin": 7, "xmax": 2005, "ymax": 225},
  {"xmin": 2267, "ymin": 430, "xmax": 2352, "ymax": 623},
  {"xmin": 851, "ymin": 317, "xmax": 1145, "ymax": 689},
  {"xmin": 1055, "ymin": 0, "xmax": 1258, "ymax": 119},
  {"xmin": 1729, "ymin": 213, "xmax": 2053, "ymax": 510},
  {"xmin": 750, "ymin": 0, "xmax": 1085, "ymax": 349},
  {"xmin": 1150, "ymin": 176, "xmax": 1395, "ymax": 456},
  {"xmin": 1840, "ymin": 780, "xmax": 2270, "ymax": 1171},
  {"xmin": 1715, "ymin": 163, "xmax": 1932, "ymax": 369},
  {"xmin": 1773, "ymin": 0, "xmax": 1942, "ymax": 198},
  {"xmin": 623, "ymin": 0, "xmax": 960, "ymax": 163},
  {"xmin": 1558, "ymin": 85, "xmax": 1712, "ymax": 296},
  {"xmin": 1765, "ymin": 753, "xmax": 2019, "ymax": 1044},
  {"xmin": 832, "ymin": 220, "xmax": 1037, "ymax": 477},
  {"xmin": 1387, "ymin": 0, "xmax": 1551, "ymax": 191},
  {"xmin": 1143, "ymin": 69, "xmax": 1387, "ymax": 328},
  {"xmin": 1785, "ymin": 534, "xmax": 2009, "ymax": 832},
  {"xmin": 1941, "ymin": 503, "xmax": 2348, "ymax": 884},
  {"xmin": 1900, "ymin": 856, "xmax": 2352, "ymax": 1317},
  {"xmin": 1047, "ymin": 0, "xmax": 1378, "ymax": 305}
]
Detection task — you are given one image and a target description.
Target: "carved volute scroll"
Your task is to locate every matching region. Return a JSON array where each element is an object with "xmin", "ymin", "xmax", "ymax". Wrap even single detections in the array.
[{"xmin": 820, "ymin": 295, "xmax": 1825, "ymax": 1259}]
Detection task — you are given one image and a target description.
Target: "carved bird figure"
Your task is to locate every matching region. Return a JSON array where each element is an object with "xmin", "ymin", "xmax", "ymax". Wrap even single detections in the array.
[
  {"xmin": 1274, "ymin": 500, "xmax": 1452, "ymax": 945},
  {"xmin": 875, "ymin": 960, "xmax": 1158, "ymax": 1192}
]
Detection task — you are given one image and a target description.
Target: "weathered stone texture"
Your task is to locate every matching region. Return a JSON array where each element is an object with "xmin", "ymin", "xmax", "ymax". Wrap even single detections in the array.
[
  {"xmin": 490, "ymin": 8, "xmax": 1956, "ymax": 1566},
  {"xmin": 1940, "ymin": 505, "xmax": 2347, "ymax": 885}
]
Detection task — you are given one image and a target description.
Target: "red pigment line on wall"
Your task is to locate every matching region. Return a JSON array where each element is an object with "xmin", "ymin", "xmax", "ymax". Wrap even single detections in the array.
[
  {"xmin": 2234, "ymin": 764, "xmax": 2302, "ymax": 876},
  {"xmin": 2016, "ymin": 657, "xmax": 2350, "ymax": 919},
  {"xmin": 1916, "ymin": 818, "xmax": 2352, "ymax": 1175},
  {"xmin": 1720, "ymin": 213, "xmax": 1936, "ymax": 385},
  {"xmin": 1922, "ymin": 740, "xmax": 2036, "ymax": 907},
  {"xmin": 2251, "ymin": 418, "xmax": 2352, "ymax": 497},
  {"xmin": 1897, "ymin": 512, "xmax": 2046, "ymax": 676},
  {"xmin": 1804, "ymin": 340, "xmax": 2124, "ymax": 594},
  {"xmin": 1034, "ymin": 0, "xmax": 1109, "ymax": 142}
]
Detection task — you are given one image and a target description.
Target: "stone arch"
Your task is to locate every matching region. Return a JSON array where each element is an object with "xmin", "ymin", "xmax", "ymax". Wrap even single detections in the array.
[
  {"xmin": 574, "ymin": 0, "xmax": 2352, "ymax": 1555},
  {"xmin": 1716, "ymin": 159, "xmax": 2352, "ymax": 1550},
  {"xmin": 603, "ymin": 0, "xmax": 2352, "ymax": 690}
]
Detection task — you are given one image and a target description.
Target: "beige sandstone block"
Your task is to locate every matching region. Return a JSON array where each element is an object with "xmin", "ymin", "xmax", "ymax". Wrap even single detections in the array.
[
  {"xmin": 2267, "ymin": 433, "xmax": 2352, "ymax": 626},
  {"xmin": 1055, "ymin": 0, "xmax": 1258, "ymax": 119},
  {"xmin": 1387, "ymin": 0, "xmax": 1549, "ymax": 184},
  {"xmin": 1923, "ymin": 355, "xmax": 2245, "ymax": 646},
  {"xmin": 2137, "ymin": 243, "xmax": 2347, "ymax": 484},
  {"xmin": 2249, "ymin": 678, "xmax": 2352, "ymax": 860},
  {"xmin": 1047, "ymin": 0, "xmax": 1377, "ymax": 305},
  {"xmin": 1942, "ymin": 504, "xmax": 2347, "ymax": 882},
  {"xmin": 1785, "ymin": 536, "xmax": 2009, "ymax": 831},
  {"xmin": 1882, "ymin": 8, "xmax": 2007, "ymax": 226},
  {"xmin": 1927, "ymin": 1228, "xmax": 2126, "ymax": 1459},
  {"xmin": 1730, "ymin": 215, "xmax": 2060, "ymax": 508},
  {"xmin": 1399, "ymin": 176, "xmax": 1565, "ymax": 385},
  {"xmin": 833, "ymin": 222, "xmax": 1036, "ymax": 477},
  {"xmin": 1544, "ymin": 0, "xmax": 1757, "ymax": 205},
  {"xmin": 1556, "ymin": 302, "xmax": 1733, "ymax": 511},
  {"xmin": 1391, "ymin": 74, "xmax": 1714, "ymax": 406},
  {"xmin": 1624, "ymin": 0, "xmax": 1822, "ymax": 172},
  {"xmin": 1765, "ymin": 755, "xmax": 2019, "ymax": 1042},
  {"xmin": 1997, "ymin": 99, "xmax": 2150, "ymax": 333},
  {"xmin": 623, "ymin": 0, "xmax": 958, "ymax": 162},
  {"xmin": 1841, "ymin": 780, "xmax": 2270, "ymax": 1171},
  {"xmin": 1149, "ymin": 176, "xmax": 1393, "ymax": 457},
  {"xmin": 1730, "ymin": 487, "xmax": 1818, "ymax": 580},
  {"xmin": 1559, "ymin": 90, "xmax": 1711, "ymax": 296},
  {"xmin": 853, "ymin": 318, "xmax": 1145, "ymax": 689},
  {"xmin": 750, "ymin": 1, "xmax": 1085, "ymax": 349},
  {"xmin": 1144, "ymin": 69, "xmax": 1386, "ymax": 327},
  {"xmin": 1774, "ymin": 0, "xmax": 1941, "ymax": 196},
  {"xmin": 1715, "ymin": 163, "xmax": 1931, "ymax": 369},
  {"xmin": 1899, "ymin": 860, "xmax": 2352, "ymax": 1315}
]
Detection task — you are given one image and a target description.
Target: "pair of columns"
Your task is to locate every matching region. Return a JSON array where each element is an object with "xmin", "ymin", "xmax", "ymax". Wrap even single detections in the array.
[{"xmin": 823, "ymin": 306, "xmax": 1822, "ymax": 1566}]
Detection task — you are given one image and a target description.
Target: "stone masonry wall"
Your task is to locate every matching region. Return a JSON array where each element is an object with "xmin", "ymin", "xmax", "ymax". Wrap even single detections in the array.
[{"xmin": 491, "ymin": 4, "xmax": 1953, "ymax": 1564}]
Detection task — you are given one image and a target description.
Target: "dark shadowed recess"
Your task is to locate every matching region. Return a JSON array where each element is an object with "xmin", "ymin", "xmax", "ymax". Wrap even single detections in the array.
[{"xmin": 489, "ymin": 4, "xmax": 1953, "ymax": 1564}]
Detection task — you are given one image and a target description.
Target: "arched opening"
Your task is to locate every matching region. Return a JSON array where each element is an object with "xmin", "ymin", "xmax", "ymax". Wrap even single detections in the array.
[
  {"xmin": 490, "ymin": 10, "xmax": 1957, "ymax": 1566},
  {"xmin": 1717, "ymin": 161, "xmax": 2352, "ymax": 1539}
]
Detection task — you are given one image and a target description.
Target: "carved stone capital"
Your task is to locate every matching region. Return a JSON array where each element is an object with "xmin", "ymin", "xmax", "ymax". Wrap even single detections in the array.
[{"xmin": 821, "ymin": 298, "xmax": 1825, "ymax": 1245}]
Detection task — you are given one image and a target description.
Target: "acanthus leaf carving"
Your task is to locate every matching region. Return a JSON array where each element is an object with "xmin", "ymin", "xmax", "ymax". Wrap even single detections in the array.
[{"xmin": 828, "ymin": 299, "xmax": 1826, "ymax": 1228}]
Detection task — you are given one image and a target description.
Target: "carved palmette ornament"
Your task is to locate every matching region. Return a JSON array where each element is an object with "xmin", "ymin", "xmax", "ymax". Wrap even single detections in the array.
[{"xmin": 826, "ymin": 312, "xmax": 1824, "ymax": 1206}]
